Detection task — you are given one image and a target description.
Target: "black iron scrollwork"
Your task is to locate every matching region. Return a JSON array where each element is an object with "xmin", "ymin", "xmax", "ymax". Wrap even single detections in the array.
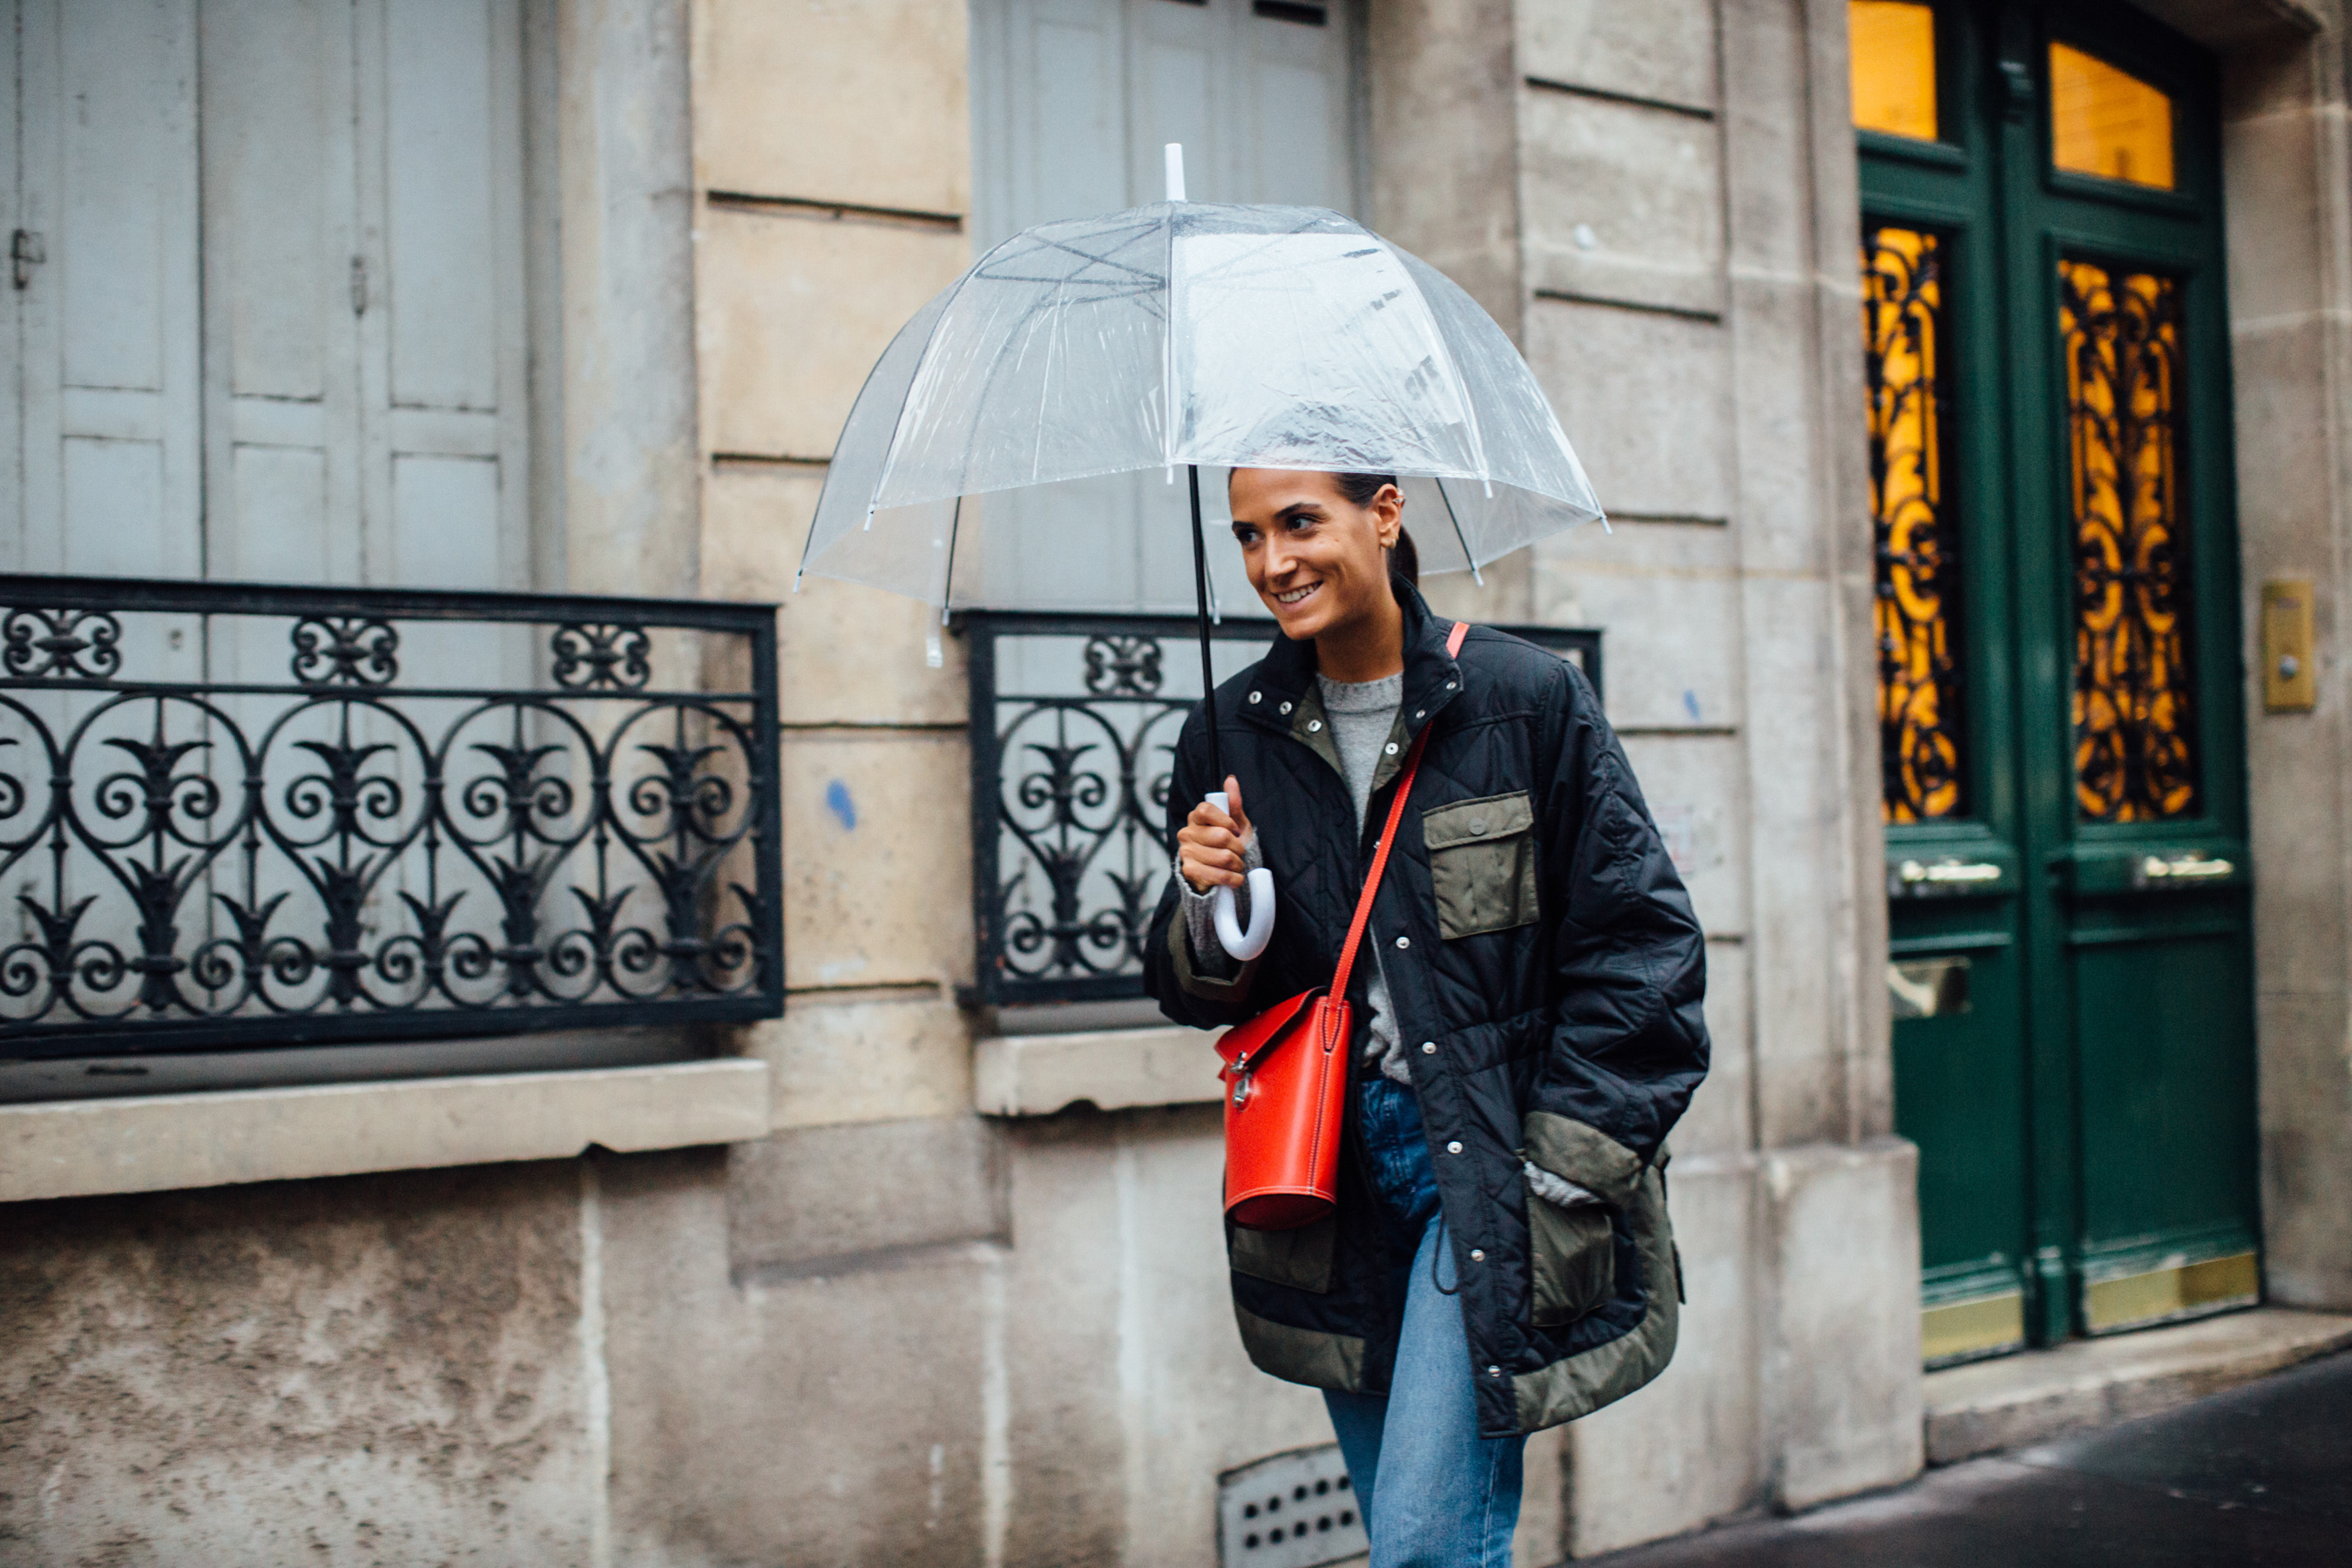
[
  {"xmin": 551, "ymin": 623, "xmax": 654, "ymax": 691},
  {"xmin": 4, "ymin": 606, "xmax": 124, "ymax": 679},
  {"xmin": 2059, "ymin": 260, "xmax": 2199, "ymax": 823},
  {"xmin": 0, "ymin": 581, "xmax": 781, "ymax": 1057},
  {"xmin": 966, "ymin": 614, "xmax": 1598, "ymax": 1005},
  {"xmin": 1084, "ymin": 635, "xmax": 1164, "ymax": 698},
  {"xmin": 290, "ymin": 616, "xmax": 400, "ymax": 686},
  {"xmin": 1862, "ymin": 224, "xmax": 1967, "ymax": 823}
]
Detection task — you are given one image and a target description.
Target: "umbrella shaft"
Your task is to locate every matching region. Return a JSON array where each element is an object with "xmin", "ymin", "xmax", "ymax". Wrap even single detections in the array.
[{"xmin": 1187, "ymin": 464, "xmax": 1223, "ymax": 790}]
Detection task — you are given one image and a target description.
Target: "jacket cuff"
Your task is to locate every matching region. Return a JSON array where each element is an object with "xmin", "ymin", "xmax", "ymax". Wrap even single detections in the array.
[
  {"xmin": 1523, "ymin": 1111, "xmax": 1646, "ymax": 1210},
  {"xmin": 1166, "ymin": 903, "xmax": 1261, "ymax": 1004}
]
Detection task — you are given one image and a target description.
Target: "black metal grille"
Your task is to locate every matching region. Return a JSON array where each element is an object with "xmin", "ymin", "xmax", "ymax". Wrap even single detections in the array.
[
  {"xmin": 0, "ymin": 575, "xmax": 781, "ymax": 1058},
  {"xmin": 964, "ymin": 612, "xmax": 1600, "ymax": 1007}
]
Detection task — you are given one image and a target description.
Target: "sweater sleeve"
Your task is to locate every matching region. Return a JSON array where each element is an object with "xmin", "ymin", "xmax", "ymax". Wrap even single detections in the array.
[{"xmin": 1179, "ymin": 835, "xmax": 1262, "ymax": 977}]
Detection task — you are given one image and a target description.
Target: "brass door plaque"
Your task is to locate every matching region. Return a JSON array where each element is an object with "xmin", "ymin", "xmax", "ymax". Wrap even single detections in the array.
[{"xmin": 2261, "ymin": 579, "xmax": 2316, "ymax": 713}]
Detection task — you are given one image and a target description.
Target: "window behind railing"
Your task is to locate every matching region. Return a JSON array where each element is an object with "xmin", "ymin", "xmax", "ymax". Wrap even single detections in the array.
[
  {"xmin": 0, "ymin": 576, "xmax": 782, "ymax": 1058},
  {"xmin": 963, "ymin": 612, "xmax": 1600, "ymax": 1008}
]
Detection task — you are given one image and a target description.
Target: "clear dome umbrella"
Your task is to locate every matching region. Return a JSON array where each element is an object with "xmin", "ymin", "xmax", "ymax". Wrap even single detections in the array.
[{"xmin": 797, "ymin": 148, "xmax": 1606, "ymax": 957}]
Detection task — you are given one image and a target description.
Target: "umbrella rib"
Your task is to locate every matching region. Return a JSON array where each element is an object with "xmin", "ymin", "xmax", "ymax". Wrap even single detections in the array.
[
  {"xmin": 1434, "ymin": 476, "xmax": 1484, "ymax": 585},
  {"xmin": 941, "ymin": 491, "xmax": 965, "ymax": 609},
  {"xmin": 861, "ymin": 233, "xmax": 1015, "ymax": 537},
  {"xmin": 988, "ymin": 225, "xmax": 1168, "ymax": 289},
  {"xmin": 795, "ymin": 286, "xmax": 959, "ymax": 590},
  {"xmin": 1385, "ymin": 240, "xmax": 1497, "ymax": 494}
]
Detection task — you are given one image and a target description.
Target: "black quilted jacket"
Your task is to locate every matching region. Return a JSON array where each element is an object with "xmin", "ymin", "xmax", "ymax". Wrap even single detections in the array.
[{"xmin": 1143, "ymin": 582, "xmax": 1709, "ymax": 1438}]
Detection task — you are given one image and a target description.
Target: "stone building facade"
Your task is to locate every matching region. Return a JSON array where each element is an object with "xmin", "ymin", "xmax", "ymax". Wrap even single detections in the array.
[{"xmin": 3, "ymin": 1, "xmax": 2349, "ymax": 1564}]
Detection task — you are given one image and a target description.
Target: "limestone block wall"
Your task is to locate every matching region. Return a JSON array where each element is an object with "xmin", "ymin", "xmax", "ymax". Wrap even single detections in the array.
[
  {"xmin": 2200, "ymin": 0, "xmax": 2352, "ymax": 1312},
  {"xmin": 0, "ymin": 1165, "xmax": 603, "ymax": 1564}
]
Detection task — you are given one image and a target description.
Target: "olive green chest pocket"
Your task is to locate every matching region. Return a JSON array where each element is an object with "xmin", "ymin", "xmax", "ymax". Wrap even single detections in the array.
[{"xmin": 1423, "ymin": 790, "xmax": 1539, "ymax": 939}]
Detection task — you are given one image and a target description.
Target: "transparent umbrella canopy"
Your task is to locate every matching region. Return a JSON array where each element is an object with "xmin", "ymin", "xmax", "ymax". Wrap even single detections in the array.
[
  {"xmin": 795, "ymin": 198, "xmax": 1605, "ymax": 613},
  {"xmin": 796, "ymin": 159, "xmax": 1605, "ymax": 958}
]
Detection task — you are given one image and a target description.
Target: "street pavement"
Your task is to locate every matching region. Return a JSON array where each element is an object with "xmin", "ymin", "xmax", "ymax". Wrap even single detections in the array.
[{"xmin": 1592, "ymin": 1349, "xmax": 2351, "ymax": 1566}]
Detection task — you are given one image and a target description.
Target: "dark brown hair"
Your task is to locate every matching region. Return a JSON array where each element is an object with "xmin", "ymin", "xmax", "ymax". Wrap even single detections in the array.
[{"xmin": 1334, "ymin": 472, "xmax": 1416, "ymax": 585}]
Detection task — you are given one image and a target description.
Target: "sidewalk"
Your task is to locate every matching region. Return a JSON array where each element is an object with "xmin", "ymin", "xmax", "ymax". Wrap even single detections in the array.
[{"xmin": 1592, "ymin": 1349, "xmax": 2350, "ymax": 1567}]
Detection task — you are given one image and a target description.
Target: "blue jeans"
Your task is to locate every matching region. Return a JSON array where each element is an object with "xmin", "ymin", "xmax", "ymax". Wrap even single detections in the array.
[{"xmin": 1325, "ymin": 1076, "xmax": 1525, "ymax": 1568}]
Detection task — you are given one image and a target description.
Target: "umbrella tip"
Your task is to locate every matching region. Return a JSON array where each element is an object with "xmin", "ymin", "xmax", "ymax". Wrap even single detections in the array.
[{"xmin": 1164, "ymin": 144, "xmax": 1186, "ymax": 202}]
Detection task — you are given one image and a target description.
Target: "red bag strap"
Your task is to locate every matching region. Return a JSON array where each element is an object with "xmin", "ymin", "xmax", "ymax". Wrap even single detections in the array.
[{"xmin": 1328, "ymin": 620, "xmax": 1468, "ymax": 1001}]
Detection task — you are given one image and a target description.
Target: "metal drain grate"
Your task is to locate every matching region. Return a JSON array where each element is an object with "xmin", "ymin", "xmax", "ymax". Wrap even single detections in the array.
[{"xmin": 1216, "ymin": 1443, "xmax": 1366, "ymax": 1567}]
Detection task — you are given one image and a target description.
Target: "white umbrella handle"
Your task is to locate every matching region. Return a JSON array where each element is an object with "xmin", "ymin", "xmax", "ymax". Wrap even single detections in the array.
[{"xmin": 1204, "ymin": 790, "xmax": 1274, "ymax": 960}]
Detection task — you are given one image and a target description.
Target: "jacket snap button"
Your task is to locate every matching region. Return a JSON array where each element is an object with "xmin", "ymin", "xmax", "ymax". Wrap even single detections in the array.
[
  {"xmin": 1248, "ymin": 691, "xmax": 1261, "ymax": 703},
  {"xmin": 1415, "ymin": 709, "xmax": 1425, "ymax": 720},
  {"xmin": 1384, "ymin": 742, "xmax": 1399, "ymax": 755},
  {"xmin": 1447, "ymin": 680, "xmax": 1458, "ymax": 690},
  {"xmin": 1421, "ymin": 1041, "xmax": 1436, "ymax": 1055},
  {"xmin": 1308, "ymin": 720, "xmax": 1322, "ymax": 732},
  {"xmin": 1446, "ymin": 1140, "xmax": 1463, "ymax": 1154},
  {"xmin": 1395, "ymin": 935, "xmax": 1409, "ymax": 949},
  {"xmin": 1487, "ymin": 1365, "xmax": 1502, "ymax": 1378},
  {"xmin": 1470, "ymin": 1248, "xmax": 1485, "ymax": 1262},
  {"xmin": 1279, "ymin": 700, "xmax": 1293, "ymax": 714},
  {"xmin": 1468, "ymin": 816, "xmax": 1488, "ymax": 835}
]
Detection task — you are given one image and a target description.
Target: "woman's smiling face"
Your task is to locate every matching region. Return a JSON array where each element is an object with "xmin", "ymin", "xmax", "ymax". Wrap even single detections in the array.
[{"xmin": 1228, "ymin": 469, "xmax": 1402, "ymax": 641}]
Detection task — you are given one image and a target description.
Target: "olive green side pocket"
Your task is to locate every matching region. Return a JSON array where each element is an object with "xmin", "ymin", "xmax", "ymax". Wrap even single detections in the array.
[
  {"xmin": 1230, "ymin": 1212, "xmax": 1338, "ymax": 1294},
  {"xmin": 1424, "ymin": 790, "xmax": 1539, "ymax": 939},
  {"xmin": 1529, "ymin": 1199, "xmax": 1616, "ymax": 1328}
]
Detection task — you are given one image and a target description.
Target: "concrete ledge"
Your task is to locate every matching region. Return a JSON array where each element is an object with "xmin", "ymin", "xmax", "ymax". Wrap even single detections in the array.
[
  {"xmin": 1923, "ymin": 1306, "xmax": 2352, "ymax": 1465},
  {"xmin": 973, "ymin": 1025, "xmax": 1222, "ymax": 1116},
  {"xmin": 0, "ymin": 1058, "xmax": 772, "ymax": 1203}
]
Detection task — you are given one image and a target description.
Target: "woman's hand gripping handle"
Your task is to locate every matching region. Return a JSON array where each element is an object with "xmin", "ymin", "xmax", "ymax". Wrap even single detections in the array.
[{"xmin": 1179, "ymin": 775, "xmax": 1276, "ymax": 961}]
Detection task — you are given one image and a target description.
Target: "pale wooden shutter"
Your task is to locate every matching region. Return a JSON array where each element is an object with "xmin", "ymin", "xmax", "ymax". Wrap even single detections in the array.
[
  {"xmin": 197, "ymin": 0, "xmax": 529, "ymax": 598},
  {"xmin": 969, "ymin": 0, "xmax": 1361, "ymax": 613},
  {"xmin": 6, "ymin": 0, "xmax": 205, "ymax": 582}
]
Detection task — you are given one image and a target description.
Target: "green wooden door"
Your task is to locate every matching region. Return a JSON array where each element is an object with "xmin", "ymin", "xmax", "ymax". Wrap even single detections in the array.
[{"xmin": 1855, "ymin": 0, "xmax": 2261, "ymax": 1363}]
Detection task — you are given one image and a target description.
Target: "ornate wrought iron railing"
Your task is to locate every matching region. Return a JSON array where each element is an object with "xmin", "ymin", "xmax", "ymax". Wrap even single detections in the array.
[
  {"xmin": 0, "ymin": 575, "xmax": 781, "ymax": 1058},
  {"xmin": 963, "ymin": 612, "xmax": 1600, "ymax": 1008}
]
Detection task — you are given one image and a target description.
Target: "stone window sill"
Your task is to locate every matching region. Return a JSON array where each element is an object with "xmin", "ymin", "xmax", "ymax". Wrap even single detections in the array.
[
  {"xmin": 0, "ymin": 1058, "xmax": 770, "ymax": 1204},
  {"xmin": 974, "ymin": 1025, "xmax": 1221, "ymax": 1116}
]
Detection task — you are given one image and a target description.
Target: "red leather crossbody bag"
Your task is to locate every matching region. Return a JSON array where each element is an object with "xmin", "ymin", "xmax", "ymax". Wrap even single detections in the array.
[{"xmin": 1213, "ymin": 620, "xmax": 1467, "ymax": 1230}]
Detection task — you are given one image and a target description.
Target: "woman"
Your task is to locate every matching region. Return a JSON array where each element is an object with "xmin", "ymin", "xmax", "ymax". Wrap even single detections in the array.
[{"xmin": 1144, "ymin": 470, "xmax": 1708, "ymax": 1567}]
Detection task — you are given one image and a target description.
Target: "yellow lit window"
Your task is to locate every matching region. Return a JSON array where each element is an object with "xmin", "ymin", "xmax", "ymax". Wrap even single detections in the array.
[
  {"xmin": 2050, "ymin": 42, "xmax": 2174, "ymax": 190},
  {"xmin": 1850, "ymin": 2, "xmax": 1938, "ymax": 142}
]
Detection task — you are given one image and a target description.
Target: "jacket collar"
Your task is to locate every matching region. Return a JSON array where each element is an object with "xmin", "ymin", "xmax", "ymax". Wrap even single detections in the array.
[{"xmin": 1240, "ymin": 578, "xmax": 1465, "ymax": 748}]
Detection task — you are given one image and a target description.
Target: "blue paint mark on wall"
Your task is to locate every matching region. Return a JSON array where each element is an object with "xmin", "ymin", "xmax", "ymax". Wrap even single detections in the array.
[
  {"xmin": 1682, "ymin": 689, "xmax": 1702, "ymax": 721},
  {"xmin": 825, "ymin": 780, "xmax": 857, "ymax": 829}
]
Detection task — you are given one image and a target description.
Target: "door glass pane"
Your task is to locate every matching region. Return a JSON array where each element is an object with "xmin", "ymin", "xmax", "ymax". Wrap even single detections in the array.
[
  {"xmin": 2059, "ymin": 260, "xmax": 2198, "ymax": 821},
  {"xmin": 1849, "ymin": 2, "xmax": 1938, "ymax": 142},
  {"xmin": 2050, "ymin": 42, "xmax": 2174, "ymax": 190},
  {"xmin": 1863, "ymin": 225, "xmax": 1965, "ymax": 821}
]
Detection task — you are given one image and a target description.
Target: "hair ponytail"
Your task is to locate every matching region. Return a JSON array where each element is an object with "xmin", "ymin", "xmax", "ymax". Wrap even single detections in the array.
[
  {"xmin": 1333, "ymin": 471, "xmax": 1417, "ymax": 586},
  {"xmin": 1389, "ymin": 526, "xmax": 1419, "ymax": 586}
]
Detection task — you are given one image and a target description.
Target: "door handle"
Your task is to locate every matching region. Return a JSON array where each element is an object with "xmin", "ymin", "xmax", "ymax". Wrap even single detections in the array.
[
  {"xmin": 1897, "ymin": 858, "xmax": 2004, "ymax": 887},
  {"xmin": 2138, "ymin": 852, "xmax": 2234, "ymax": 883}
]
